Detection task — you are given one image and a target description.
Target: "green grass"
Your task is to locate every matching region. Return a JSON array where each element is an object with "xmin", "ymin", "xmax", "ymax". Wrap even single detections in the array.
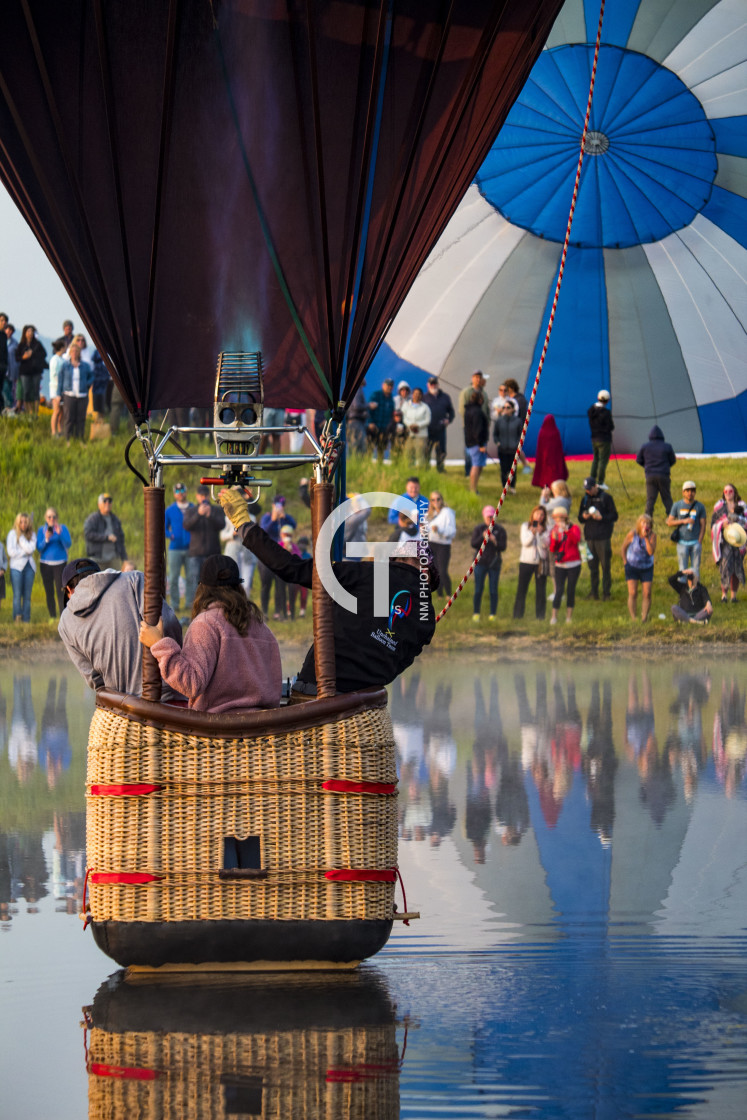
[{"xmin": 0, "ymin": 415, "xmax": 743, "ymax": 649}]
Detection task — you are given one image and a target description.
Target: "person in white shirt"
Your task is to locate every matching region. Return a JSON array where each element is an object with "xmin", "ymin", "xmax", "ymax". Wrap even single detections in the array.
[
  {"xmin": 513, "ymin": 505, "xmax": 551, "ymax": 620},
  {"xmin": 401, "ymin": 387, "xmax": 432, "ymax": 467},
  {"xmin": 7, "ymin": 512, "xmax": 36, "ymax": 623},
  {"xmin": 425, "ymin": 491, "xmax": 457, "ymax": 596},
  {"xmin": 48, "ymin": 337, "xmax": 66, "ymax": 437},
  {"xmin": 60, "ymin": 343, "xmax": 94, "ymax": 441},
  {"xmin": 394, "ymin": 380, "xmax": 411, "ymax": 411}
]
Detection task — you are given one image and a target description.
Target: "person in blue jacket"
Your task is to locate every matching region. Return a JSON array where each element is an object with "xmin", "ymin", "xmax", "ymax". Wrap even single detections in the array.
[
  {"xmin": 36, "ymin": 507, "xmax": 72, "ymax": 619},
  {"xmin": 387, "ymin": 477, "xmax": 430, "ymax": 531},
  {"xmin": 164, "ymin": 481, "xmax": 194, "ymax": 615}
]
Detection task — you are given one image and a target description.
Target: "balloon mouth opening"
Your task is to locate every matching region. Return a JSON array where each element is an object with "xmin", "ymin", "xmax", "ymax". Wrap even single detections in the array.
[{"xmin": 583, "ymin": 131, "xmax": 609, "ymax": 156}]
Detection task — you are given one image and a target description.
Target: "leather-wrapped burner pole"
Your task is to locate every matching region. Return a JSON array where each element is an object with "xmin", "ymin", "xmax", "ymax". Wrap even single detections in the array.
[
  {"xmin": 142, "ymin": 486, "xmax": 166, "ymax": 701},
  {"xmin": 310, "ymin": 479, "xmax": 336, "ymax": 698}
]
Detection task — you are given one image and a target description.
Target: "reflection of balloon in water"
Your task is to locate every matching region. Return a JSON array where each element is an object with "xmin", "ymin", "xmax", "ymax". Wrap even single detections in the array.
[{"xmin": 371, "ymin": 0, "xmax": 747, "ymax": 454}]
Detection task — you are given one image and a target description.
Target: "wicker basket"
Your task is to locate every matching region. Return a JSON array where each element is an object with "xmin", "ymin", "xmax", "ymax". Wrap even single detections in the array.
[{"xmin": 86, "ymin": 695, "xmax": 397, "ymax": 925}]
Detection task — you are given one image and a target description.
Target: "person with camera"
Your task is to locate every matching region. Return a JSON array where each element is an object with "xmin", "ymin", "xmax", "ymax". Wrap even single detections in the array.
[
  {"xmin": 669, "ymin": 567, "xmax": 713, "ymax": 625},
  {"xmin": 621, "ymin": 514, "xmax": 657, "ymax": 622},
  {"xmin": 548, "ymin": 507, "xmax": 582, "ymax": 625},
  {"xmin": 578, "ymin": 477, "xmax": 618, "ymax": 601},
  {"xmin": 513, "ymin": 505, "xmax": 550, "ymax": 620},
  {"xmin": 36, "ymin": 507, "xmax": 72, "ymax": 620},
  {"xmin": 182, "ymin": 484, "xmax": 226, "ymax": 592}
]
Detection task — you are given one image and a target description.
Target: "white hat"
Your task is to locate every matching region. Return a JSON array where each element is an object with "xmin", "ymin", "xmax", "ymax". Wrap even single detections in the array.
[
  {"xmin": 597, "ymin": 389, "xmax": 610, "ymax": 401},
  {"xmin": 682, "ymin": 480, "xmax": 696, "ymax": 490},
  {"xmin": 397, "ymin": 380, "xmax": 410, "ymax": 391},
  {"xmin": 723, "ymin": 522, "xmax": 747, "ymax": 548}
]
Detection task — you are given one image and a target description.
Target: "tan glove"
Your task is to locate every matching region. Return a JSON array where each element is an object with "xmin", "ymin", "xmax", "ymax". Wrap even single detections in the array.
[{"xmin": 218, "ymin": 487, "xmax": 252, "ymax": 530}]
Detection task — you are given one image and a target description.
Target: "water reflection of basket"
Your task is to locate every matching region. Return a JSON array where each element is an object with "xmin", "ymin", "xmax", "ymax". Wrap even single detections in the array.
[
  {"xmin": 86, "ymin": 973, "xmax": 400, "ymax": 1120},
  {"xmin": 85, "ymin": 691, "xmax": 397, "ymax": 966}
]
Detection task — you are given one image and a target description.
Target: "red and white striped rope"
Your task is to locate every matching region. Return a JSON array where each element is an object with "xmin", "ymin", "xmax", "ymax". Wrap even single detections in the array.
[{"xmin": 436, "ymin": 0, "xmax": 606, "ymax": 624}]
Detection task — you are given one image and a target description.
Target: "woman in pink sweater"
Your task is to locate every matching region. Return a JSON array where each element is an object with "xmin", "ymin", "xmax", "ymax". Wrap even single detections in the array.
[{"xmin": 139, "ymin": 555, "xmax": 282, "ymax": 712}]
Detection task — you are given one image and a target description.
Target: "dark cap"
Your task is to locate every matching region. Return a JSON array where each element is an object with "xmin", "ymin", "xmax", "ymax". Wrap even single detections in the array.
[
  {"xmin": 199, "ymin": 555, "xmax": 243, "ymax": 588},
  {"xmin": 61, "ymin": 557, "xmax": 101, "ymax": 601},
  {"xmin": 583, "ymin": 477, "xmax": 598, "ymax": 490},
  {"xmin": 428, "ymin": 375, "xmax": 438, "ymax": 384},
  {"xmin": 273, "ymin": 495, "xmax": 286, "ymax": 506}
]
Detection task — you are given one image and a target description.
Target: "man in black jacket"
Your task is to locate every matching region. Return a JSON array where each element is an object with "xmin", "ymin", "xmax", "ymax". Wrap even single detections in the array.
[
  {"xmin": 669, "ymin": 569, "xmax": 713, "ymax": 624},
  {"xmin": 636, "ymin": 425, "xmax": 677, "ymax": 516},
  {"xmin": 424, "ymin": 376, "xmax": 454, "ymax": 472},
  {"xmin": 219, "ymin": 489, "xmax": 436, "ymax": 694},
  {"xmin": 83, "ymin": 493, "xmax": 127, "ymax": 568},
  {"xmin": 578, "ymin": 477, "xmax": 618, "ymax": 600},
  {"xmin": 587, "ymin": 389, "xmax": 614, "ymax": 486},
  {"xmin": 182, "ymin": 485, "xmax": 226, "ymax": 585}
]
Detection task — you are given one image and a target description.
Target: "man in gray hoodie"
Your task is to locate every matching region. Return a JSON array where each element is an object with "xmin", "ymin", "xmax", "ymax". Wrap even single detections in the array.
[{"xmin": 58, "ymin": 559, "xmax": 182, "ymax": 696}]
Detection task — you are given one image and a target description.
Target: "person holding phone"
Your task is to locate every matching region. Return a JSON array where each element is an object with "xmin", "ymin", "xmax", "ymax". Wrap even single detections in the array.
[
  {"xmin": 36, "ymin": 507, "xmax": 72, "ymax": 620},
  {"xmin": 621, "ymin": 514, "xmax": 657, "ymax": 622},
  {"xmin": 548, "ymin": 508, "xmax": 582, "ymax": 625},
  {"xmin": 513, "ymin": 506, "xmax": 550, "ymax": 620},
  {"xmin": 183, "ymin": 485, "xmax": 226, "ymax": 590}
]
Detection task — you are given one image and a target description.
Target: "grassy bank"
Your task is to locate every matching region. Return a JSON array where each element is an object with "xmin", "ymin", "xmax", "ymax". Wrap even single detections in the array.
[{"xmin": 0, "ymin": 413, "xmax": 744, "ymax": 650}]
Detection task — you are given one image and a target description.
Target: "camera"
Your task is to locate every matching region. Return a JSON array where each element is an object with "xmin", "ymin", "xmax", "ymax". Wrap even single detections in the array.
[
  {"xmin": 530, "ymin": 519, "xmax": 539, "ymax": 527},
  {"xmin": 588, "ymin": 505, "xmax": 597, "ymax": 515}
]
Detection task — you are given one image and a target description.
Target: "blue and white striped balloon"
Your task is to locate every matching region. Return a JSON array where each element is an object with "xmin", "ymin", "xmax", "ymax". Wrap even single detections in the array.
[{"xmin": 370, "ymin": 0, "xmax": 747, "ymax": 454}]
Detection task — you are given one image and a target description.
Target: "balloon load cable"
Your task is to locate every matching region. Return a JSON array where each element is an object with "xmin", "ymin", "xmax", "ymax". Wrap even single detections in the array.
[{"xmin": 435, "ymin": 0, "xmax": 606, "ymax": 625}]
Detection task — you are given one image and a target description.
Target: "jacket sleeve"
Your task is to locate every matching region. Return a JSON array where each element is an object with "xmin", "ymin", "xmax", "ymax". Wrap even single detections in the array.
[
  {"xmin": 636, "ymin": 448, "xmax": 645, "ymax": 467},
  {"xmin": 240, "ymin": 523, "xmax": 314, "ymax": 588},
  {"xmin": 61, "ymin": 525, "xmax": 72, "ymax": 550},
  {"xmin": 209, "ymin": 505, "xmax": 226, "ymax": 530},
  {"xmin": 150, "ymin": 618, "xmax": 219, "ymax": 701},
  {"xmin": 182, "ymin": 507, "xmax": 199, "ymax": 530},
  {"xmin": 470, "ymin": 525, "xmax": 484, "ymax": 551},
  {"xmin": 58, "ymin": 617, "xmax": 103, "ymax": 691},
  {"xmin": 84, "ymin": 512, "xmax": 108, "ymax": 543},
  {"xmin": 668, "ymin": 446, "xmax": 677, "ymax": 466},
  {"xmin": 605, "ymin": 495, "xmax": 618, "ymax": 523}
]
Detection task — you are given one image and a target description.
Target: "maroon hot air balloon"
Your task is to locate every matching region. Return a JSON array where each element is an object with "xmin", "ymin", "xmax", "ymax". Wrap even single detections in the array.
[{"xmin": 0, "ymin": 0, "xmax": 563, "ymax": 418}]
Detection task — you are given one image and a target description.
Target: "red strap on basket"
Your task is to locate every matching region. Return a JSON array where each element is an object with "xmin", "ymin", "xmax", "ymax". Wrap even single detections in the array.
[
  {"xmin": 89, "ymin": 1063, "xmax": 162, "ymax": 1081},
  {"xmin": 90, "ymin": 783, "xmax": 163, "ymax": 796},
  {"xmin": 325, "ymin": 869, "xmax": 396, "ymax": 882},
  {"xmin": 89, "ymin": 872, "xmax": 163, "ymax": 885},
  {"xmin": 322, "ymin": 780, "xmax": 396, "ymax": 794}
]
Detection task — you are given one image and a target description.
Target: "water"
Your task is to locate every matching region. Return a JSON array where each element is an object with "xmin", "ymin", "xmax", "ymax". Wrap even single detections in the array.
[{"xmin": 1, "ymin": 654, "xmax": 746, "ymax": 1118}]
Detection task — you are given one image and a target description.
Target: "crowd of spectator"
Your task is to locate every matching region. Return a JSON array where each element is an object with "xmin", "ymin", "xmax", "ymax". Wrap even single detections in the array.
[{"xmin": 0, "ymin": 314, "xmax": 128, "ymax": 440}]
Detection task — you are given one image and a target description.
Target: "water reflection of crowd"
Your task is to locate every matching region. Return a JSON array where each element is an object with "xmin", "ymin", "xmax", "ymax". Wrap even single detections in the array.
[
  {"xmin": 393, "ymin": 665, "xmax": 745, "ymax": 879},
  {"xmin": 392, "ymin": 674, "xmax": 457, "ymax": 847},
  {"xmin": 0, "ymin": 673, "xmax": 84, "ymax": 923}
]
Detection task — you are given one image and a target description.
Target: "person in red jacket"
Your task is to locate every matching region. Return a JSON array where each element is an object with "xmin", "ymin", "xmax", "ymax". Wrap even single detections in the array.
[{"xmin": 548, "ymin": 507, "xmax": 582, "ymax": 625}]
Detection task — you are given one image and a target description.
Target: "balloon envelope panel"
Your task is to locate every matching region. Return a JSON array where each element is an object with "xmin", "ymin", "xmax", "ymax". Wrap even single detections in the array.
[{"xmin": 372, "ymin": 0, "xmax": 747, "ymax": 454}]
